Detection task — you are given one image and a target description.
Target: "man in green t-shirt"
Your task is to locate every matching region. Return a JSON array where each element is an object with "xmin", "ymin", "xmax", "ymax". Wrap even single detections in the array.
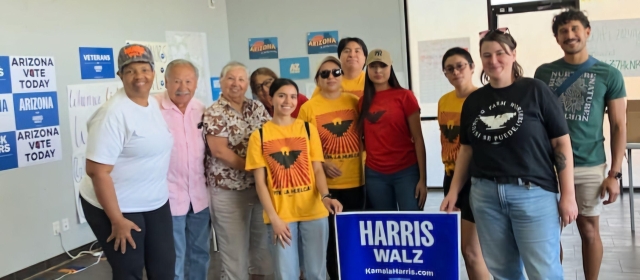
[{"xmin": 534, "ymin": 8, "xmax": 626, "ymax": 280}]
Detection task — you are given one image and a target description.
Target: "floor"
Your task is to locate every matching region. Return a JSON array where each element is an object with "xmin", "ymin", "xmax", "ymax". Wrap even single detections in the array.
[{"xmin": 27, "ymin": 189, "xmax": 639, "ymax": 280}]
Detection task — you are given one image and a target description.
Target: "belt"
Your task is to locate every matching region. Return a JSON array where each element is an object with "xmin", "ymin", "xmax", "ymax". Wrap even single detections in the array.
[
  {"xmin": 486, "ymin": 177, "xmax": 534, "ymax": 186},
  {"xmin": 215, "ymin": 185, "xmax": 234, "ymax": 190}
]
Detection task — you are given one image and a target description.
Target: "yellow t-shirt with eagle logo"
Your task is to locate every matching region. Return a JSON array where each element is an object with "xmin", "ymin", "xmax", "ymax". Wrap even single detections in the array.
[
  {"xmin": 311, "ymin": 71, "xmax": 365, "ymax": 99},
  {"xmin": 297, "ymin": 92, "xmax": 364, "ymax": 190},
  {"xmin": 438, "ymin": 90, "xmax": 467, "ymax": 176},
  {"xmin": 245, "ymin": 119, "xmax": 328, "ymax": 224}
]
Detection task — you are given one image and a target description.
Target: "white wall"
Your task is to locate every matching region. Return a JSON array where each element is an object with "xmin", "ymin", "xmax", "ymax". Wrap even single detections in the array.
[
  {"xmin": 580, "ymin": 0, "xmax": 640, "ymax": 188},
  {"xmin": 0, "ymin": 0, "xmax": 231, "ymax": 276},
  {"xmin": 405, "ymin": 0, "xmax": 489, "ymax": 187},
  {"xmin": 224, "ymin": 0, "xmax": 409, "ymax": 95}
]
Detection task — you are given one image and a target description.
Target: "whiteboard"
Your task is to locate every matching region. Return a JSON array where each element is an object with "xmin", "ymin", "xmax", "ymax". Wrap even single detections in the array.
[
  {"xmin": 500, "ymin": 1, "xmax": 640, "ymax": 189},
  {"xmin": 588, "ymin": 18, "xmax": 640, "ymax": 77},
  {"xmin": 498, "ymin": 10, "xmax": 565, "ymax": 79},
  {"xmin": 406, "ymin": 0, "xmax": 488, "ymax": 187}
]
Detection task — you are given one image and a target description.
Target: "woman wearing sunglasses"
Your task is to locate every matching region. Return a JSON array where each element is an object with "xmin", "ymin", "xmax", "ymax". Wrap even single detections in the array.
[
  {"xmin": 438, "ymin": 47, "xmax": 490, "ymax": 280},
  {"xmin": 359, "ymin": 49, "xmax": 427, "ymax": 211},
  {"xmin": 297, "ymin": 56, "xmax": 364, "ymax": 279},
  {"xmin": 250, "ymin": 67, "xmax": 308, "ymax": 118},
  {"xmin": 440, "ymin": 29, "xmax": 578, "ymax": 279},
  {"xmin": 245, "ymin": 78, "xmax": 343, "ymax": 280}
]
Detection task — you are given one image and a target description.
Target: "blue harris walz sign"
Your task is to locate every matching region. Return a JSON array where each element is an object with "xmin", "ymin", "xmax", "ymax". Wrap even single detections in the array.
[
  {"xmin": 249, "ymin": 37, "xmax": 279, "ymax": 60},
  {"xmin": 336, "ymin": 212, "xmax": 460, "ymax": 280},
  {"xmin": 307, "ymin": 30, "xmax": 339, "ymax": 54}
]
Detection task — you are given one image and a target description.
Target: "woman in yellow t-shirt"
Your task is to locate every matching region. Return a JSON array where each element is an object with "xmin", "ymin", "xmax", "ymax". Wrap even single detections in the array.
[
  {"xmin": 297, "ymin": 56, "xmax": 364, "ymax": 279},
  {"xmin": 437, "ymin": 47, "xmax": 490, "ymax": 279},
  {"xmin": 311, "ymin": 37, "xmax": 368, "ymax": 99},
  {"xmin": 245, "ymin": 78, "xmax": 343, "ymax": 280}
]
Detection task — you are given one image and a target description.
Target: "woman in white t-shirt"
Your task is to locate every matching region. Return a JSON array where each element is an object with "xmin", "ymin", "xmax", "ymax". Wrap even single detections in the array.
[{"xmin": 79, "ymin": 44, "xmax": 175, "ymax": 280}]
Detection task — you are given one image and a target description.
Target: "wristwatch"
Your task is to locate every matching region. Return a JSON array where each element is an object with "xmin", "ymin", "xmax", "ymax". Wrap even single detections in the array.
[
  {"xmin": 322, "ymin": 193, "xmax": 333, "ymax": 200},
  {"xmin": 608, "ymin": 170, "xmax": 622, "ymax": 179}
]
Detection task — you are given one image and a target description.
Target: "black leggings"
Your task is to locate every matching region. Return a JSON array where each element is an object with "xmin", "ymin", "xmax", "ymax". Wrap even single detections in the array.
[
  {"xmin": 326, "ymin": 186, "xmax": 366, "ymax": 279},
  {"xmin": 81, "ymin": 197, "xmax": 175, "ymax": 280}
]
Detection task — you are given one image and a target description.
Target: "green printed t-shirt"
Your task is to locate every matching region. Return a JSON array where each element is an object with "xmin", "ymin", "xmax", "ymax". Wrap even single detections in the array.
[{"xmin": 534, "ymin": 57, "xmax": 626, "ymax": 167}]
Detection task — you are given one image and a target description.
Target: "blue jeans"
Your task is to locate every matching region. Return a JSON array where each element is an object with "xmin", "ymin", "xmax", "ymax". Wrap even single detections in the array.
[
  {"xmin": 365, "ymin": 163, "xmax": 420, "ymax": 210},
  {"xmin": 470, "ymin": 177, "xmax": 563, "ymax": 280},
  {"xmin": 172, "ymin": 205, "xmax": 211, "ymax": 280},
  {"xmin": 267, "ymin": 218, "xmax": 329, "ymax": 280}
]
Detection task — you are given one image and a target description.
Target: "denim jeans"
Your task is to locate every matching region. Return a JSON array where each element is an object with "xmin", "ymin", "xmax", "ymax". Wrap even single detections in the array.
[
  {"xmin": 267, "ymin": 218, "xmax": 329, "ymax": 280},
  {"xmin": 172, "ymin": 205, "xmax": 211, "ymax": 280},
  {"xmin": 364, "ymin": 163, "xmax": 420, "ymax": 210},
  {"xmin": 470, "ymin": 177, "xmax": 563, "ymax": 280}
]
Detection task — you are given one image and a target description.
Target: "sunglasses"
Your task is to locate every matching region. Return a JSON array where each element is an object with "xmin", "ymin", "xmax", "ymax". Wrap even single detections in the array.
[
  {"xmin": 479, "ymin": 27, "xmax": 510, "ymax": 39},
  {"xmin": 443, "ymin": 62, "xmax": 469, "ymax": 75},
  {"xmin": 319, "ymin": 69, "xmax": 342, "ymax": 79}
]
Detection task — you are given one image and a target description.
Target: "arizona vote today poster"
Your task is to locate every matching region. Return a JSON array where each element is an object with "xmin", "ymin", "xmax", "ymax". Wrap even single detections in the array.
[{"xmin": 0, "ymin": 55, "xmax": 62, "ymax": 172}]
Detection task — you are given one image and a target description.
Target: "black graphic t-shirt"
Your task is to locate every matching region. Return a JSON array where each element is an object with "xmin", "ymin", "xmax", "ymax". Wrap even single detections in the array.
[{"xmin": 460, "ymin": 78, "xmax": 569, "ymax": 192}]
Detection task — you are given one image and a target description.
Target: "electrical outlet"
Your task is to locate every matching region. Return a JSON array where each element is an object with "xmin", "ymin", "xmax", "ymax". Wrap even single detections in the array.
[
  {"xmin": 62, "ymin": 218, "xmax": 70, "ymax": 231},
  {"xmin": 52, "ymin": 221, "xmax": 60, "ymax": 236}
]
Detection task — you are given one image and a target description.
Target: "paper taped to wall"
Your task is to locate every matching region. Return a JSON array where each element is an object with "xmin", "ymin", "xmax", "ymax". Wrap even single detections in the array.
[
  {"xmin": 417, "ymin": 37, "xmax": 470, "ymax": 116},
  {"xmin": 166, "ymin": 31, "xmax": 213, "ymax": 106},
  {"xmin": 588, "ymin": 18, "xmax": 640, "ymax": 77},
  {"xmin": 67, "ymin": 82, "xmax": 123, "ymax": 223},
  {"xmin": 0, "ymin": 55, "xmax": 62, "ymax": 173},
  {"xmin": 124, "ymin": 40, "xmax": 169, "ymax": 93}
]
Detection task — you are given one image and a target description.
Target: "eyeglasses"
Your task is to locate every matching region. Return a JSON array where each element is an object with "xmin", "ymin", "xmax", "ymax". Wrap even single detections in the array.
[
  {"xmin": 443, "ymin": 62, "xmax": 469, "ymax": 75},
  {"xmin": 259, "ymin": 78, "xmax": 274, "ymax": 90},
  {"xmin": 479, "ymin": 27, "xmax": 510, "ymax": 39},
  {"xmin": 319, "ymin": 69, "xmax": 342, "ymax": 79}
]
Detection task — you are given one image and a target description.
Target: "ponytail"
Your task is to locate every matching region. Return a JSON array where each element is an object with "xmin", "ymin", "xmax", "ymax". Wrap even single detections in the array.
[{"xmin": 479, "ymin": 31, "xmax": 523, "ymax": 85}]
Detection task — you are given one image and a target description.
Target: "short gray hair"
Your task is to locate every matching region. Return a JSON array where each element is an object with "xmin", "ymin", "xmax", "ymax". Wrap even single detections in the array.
[
  {"xmin": 220, "ymin": 61, "xmax": 248, "ymax": 79},
  {"xmin": 165, "ymin": 59, "xmax": 199, "ymax": 78}
]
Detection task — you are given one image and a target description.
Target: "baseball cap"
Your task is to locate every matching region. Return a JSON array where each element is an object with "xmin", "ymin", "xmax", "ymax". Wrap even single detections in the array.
[
  {"xmin": 316, "ymin": 56, "xmax": 342, "ymax": 71},
  {"xmin": 365, "ymin": 49, "xmax": 392, "ymax": 66},
  {"xmin": 117, "ymin": 44, "xmax": 155, "ymax": 73}
]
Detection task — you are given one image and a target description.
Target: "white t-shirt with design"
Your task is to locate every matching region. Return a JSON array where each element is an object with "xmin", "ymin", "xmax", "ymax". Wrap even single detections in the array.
[{"xmin": 79, "ymin": 89, "xmax": 173, "ymax": 213}]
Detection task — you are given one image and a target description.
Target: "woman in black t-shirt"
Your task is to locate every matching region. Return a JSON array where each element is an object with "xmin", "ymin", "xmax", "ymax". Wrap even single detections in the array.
[{"xmin": 440, "ymin": 29, "xmax": 578, "ymax": 279}]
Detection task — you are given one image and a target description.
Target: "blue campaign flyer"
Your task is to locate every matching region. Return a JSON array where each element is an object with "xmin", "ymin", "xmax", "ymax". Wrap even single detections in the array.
[
  {"xmin": 279, "ymin": 57, "xmax": 310, "ymax": 80},
  {"xmin": 0, "ymin": 55, "xmax": 62, "ymax": 172},
  {"xmin": 307, "ymin": 30, "xmax": 339, "ymax": 54},
  {"xmin": 13, "ymin": 91, "xmax": 59, "ymax": 130},
  {"xmin": 336, "ymin": 212, "xmax": 460, "ymax": 280},
  {"xmin": 0, "ymin": 131, "xmax": 18, "ymax": 171},
  {"xmin": 0, "ymin": 56, "xmax": 12, "ymax": 94},
  {"xmin": 249, "ymin": 37, "xmax": 279, "ymax": 60},
  {"xmin": 78, "ymin": 47, "xmax": 115, "ymax": 79},
  {"xmin": 210, "ymin": 77, "xmax": 221, "ymax": 101}
]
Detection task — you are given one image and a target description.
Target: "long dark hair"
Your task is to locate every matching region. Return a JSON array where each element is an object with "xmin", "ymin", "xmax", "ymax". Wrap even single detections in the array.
[
  {"xmin": 268, "ymin": 78, "xmax": 299, "ymax": 98},
  {"xmin": 479, "ymin": 31, "xmax": 524, "ymax": 85},
  {"xmin": 358, "ymin": 64, "xmax": 402, "ymax": 131}
]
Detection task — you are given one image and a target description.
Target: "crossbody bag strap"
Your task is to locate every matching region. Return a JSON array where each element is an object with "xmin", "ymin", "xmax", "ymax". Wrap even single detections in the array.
[{"xmin": 554, "ymin": 55, "xmax": 597, "ymax": 97}]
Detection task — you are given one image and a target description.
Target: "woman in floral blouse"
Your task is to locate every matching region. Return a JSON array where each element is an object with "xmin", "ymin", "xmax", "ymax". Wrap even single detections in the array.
[{"xmin": 203, "ymin": 61, "xmax": 272, "ymax": 280}]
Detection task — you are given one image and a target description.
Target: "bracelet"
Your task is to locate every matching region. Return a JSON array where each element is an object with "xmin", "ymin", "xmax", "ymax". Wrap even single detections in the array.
[{"xmin": 322, "ymin": 193, "xmax": 332, "ymax": 200}]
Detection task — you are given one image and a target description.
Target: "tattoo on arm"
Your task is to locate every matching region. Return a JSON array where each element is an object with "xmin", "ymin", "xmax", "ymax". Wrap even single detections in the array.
[{"xmin": 555, "ymin": 151, "xmax": 567, "ymax": 172}]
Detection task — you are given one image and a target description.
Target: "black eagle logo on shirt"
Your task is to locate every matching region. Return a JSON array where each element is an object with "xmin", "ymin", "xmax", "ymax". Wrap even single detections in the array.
[
  {"xmin": 322, "ymin": 119, "xmax": 353, "ymax": 137},
  {"xmin": 365, "ymin": 110, "xmax": 386, "ymax": 123},
  {"xmin": 269, "ymin": 149, "xmax": 302, "ymax": 169},
  {"xmin": 440, "ymin": 124, "xmax": 460, "ymax": 143}
]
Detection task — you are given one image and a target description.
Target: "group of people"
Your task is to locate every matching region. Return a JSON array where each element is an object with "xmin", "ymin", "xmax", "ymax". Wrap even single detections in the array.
[
  {"xmin": 77, "ymin": 7, "xmax": 624, "ymax": 280},
  {"xmin": 438, "ymin": 8, "xmax": 625, "ymax": 280}
]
